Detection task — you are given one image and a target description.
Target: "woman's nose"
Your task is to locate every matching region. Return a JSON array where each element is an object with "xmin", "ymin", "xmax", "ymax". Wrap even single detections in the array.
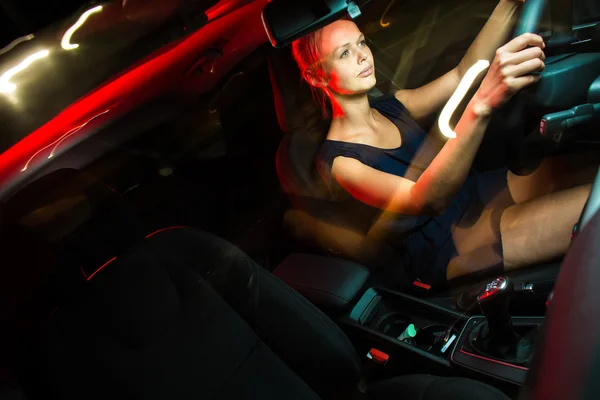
[{"xmin": 357, "ymin": 50, "xmax": 367, "ymax": 64}]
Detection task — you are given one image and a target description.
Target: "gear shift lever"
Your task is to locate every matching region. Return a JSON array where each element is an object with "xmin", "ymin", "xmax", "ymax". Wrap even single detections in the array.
[
  {"xmin": 465, "ymin": 276, "xmax": 538, "ymax": 366},
  {"xmin": 477, "ymin": 276, "xmax": 519, "ymax": 349},
  {"xmin": 471, "ymin": 277, "xmax": 520, "ymax": 358}
]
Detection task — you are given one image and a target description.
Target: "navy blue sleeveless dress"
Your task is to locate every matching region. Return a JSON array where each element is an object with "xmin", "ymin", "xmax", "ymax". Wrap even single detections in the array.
[{"xmin": 316, "ymin": 94, "xmax": 478, "ymax": 285}]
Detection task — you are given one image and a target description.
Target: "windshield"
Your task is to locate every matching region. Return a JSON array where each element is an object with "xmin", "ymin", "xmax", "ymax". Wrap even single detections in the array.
[{"xmin": 0, "ymin": 0, "xmax": 190, "ymax": 153}]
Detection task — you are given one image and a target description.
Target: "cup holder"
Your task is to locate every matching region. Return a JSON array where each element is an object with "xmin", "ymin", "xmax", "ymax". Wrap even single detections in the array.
[
  {"xmin": 376, "ymin": 312, "xmax": 411, "ymax": 337},
  {"xmin": 376, "ymin": 315, "xmax": 459, "ymax": 355},
  {"xmin": 415, "ymin": 324, "xmax": 457, "ymax": 353}
]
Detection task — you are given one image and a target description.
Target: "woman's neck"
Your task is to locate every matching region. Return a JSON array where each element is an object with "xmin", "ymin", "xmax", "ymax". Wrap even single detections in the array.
[{"xmin": 329, "ymin": 92, "xmax": 376, "ymax": 130}]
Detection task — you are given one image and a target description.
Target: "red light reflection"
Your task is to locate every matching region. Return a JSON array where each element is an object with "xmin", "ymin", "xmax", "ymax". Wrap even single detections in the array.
[{"xmin": 0, "ymin": 0, "xmax": 269, "ymax": 195}]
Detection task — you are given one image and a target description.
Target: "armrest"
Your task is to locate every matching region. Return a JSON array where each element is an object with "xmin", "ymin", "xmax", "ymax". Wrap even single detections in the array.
[{"xmin": 273, "ymin": 254, "xmax": 370, "ymax": 316}]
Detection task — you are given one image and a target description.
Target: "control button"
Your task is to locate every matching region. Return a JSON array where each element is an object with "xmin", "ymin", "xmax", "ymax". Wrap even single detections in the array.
[
  {"xmin": 412, "ymin": 280, "xmax": 431, "ymax": 290},
  {"xmin": 367, "ymin": 348, "xmax": 389, "ymax": 365},
  {"xmin": 540, "ymin": 119, "xmax": 547, "ymax": 136}
]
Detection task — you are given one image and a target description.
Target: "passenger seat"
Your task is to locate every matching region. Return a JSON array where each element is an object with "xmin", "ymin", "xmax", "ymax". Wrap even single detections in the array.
[
  {"xmin": 4, "ymin": 169, "xmax": 508, "ymax": 399},
  {"xmin": 36, "ymin": 225, "xmax": 509, "ymax": 400}
]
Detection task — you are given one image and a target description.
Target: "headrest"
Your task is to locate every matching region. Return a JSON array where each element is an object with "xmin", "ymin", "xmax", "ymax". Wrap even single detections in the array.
[
  {"xmin": 3, "ymin": 169, "xmax": 144, "ymax": 279},
  {"xmin": 269, "ymin": 46, "xmax": 331, "ymax": 200},
  {"xmin": 268, "ymin": 46, "xmax": 323, "ymax": 133}
]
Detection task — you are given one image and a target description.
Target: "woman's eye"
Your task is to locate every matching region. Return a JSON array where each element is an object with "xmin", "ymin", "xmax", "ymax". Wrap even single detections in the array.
[
  {"xmin": 340, "ymin": 50, "xmax": 349, "ymax": 58},
  {"xmin": 359, "ymin": 40, "xmax": 366, "ymax": 46}
]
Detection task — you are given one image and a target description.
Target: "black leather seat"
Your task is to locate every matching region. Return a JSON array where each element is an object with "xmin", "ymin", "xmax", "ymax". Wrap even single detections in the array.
[
  {"xmin": 0, "ymin": 169, "xmax": 508, "ymax": 399},
  {"xmin": 33, "ymin": 225, "xmax": 508, "ymax": 400}
]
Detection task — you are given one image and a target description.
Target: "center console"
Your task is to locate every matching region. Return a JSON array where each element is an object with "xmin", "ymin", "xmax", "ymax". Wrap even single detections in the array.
[
  {"xmin": 341, "ymin": 277, "xmax": 543, "ymax": 388},
  {"xmin": 450, "ymin": 276, "xmax": 543, "ymax": 385},
  {"xmin": 451, "ymin": 315, "xmax": 542, "ymax": 384},
  {"xmin": 274, "ymin": 254, "xmax": 546, "ymax": 391},
  {"xmin": 343, "ymin": 287, "xmax": 465, "ymax": 368}
]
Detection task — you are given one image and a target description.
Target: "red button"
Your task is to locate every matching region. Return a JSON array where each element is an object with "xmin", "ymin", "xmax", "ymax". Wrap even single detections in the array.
[
  {"xmin": 368, "ymin": 348, "xmax": 389, "ymax": 364},
  {"xmin": 412, "ymin": 281, "xmax": 431, "ymax": 290},
  {"xmin": 540, "ymin": 120, "xmax": 547, "ymax": 136}
]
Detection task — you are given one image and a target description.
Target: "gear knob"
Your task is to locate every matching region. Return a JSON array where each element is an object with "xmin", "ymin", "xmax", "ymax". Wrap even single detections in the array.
[
  {"xmin": 478, "ymin": 276, "xmax": 512, "ymax": 303},
  {"xmin": 477, "ymin": 276, "xmax": 518, "ymax": 348}
]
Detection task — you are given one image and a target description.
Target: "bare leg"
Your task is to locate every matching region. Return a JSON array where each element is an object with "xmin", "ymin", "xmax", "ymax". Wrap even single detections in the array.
[
  {"xmin": 452, "ymin": 151, "xmax": 598, "ymax": 257},
  {"xmin": 507, "ymin": 151, "xmax": 599, "ymax": 203},
  {"xmin": 447, "ymin": 184, "xmax": 591, "ymax": 279},
  {"xmin": 500, "ymin": 184, "xmax": 591, "ymax": 270},
  {"xmin": 452, "ymin": 207, "xmax": 503, "ymax": 255}
]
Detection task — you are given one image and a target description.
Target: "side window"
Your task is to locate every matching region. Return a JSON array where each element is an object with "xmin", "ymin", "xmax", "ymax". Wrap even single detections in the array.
[{"xmin": 574, "ymin": 0, "xmax": 600, "ymax": 25}]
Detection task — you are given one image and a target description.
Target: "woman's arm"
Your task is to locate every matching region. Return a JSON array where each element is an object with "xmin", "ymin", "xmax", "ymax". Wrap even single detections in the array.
[
  {"xmin": 396, "ymin": 0, "xmax": 524, "ymax": 124},
  {"xmin": 333, "ymin": 98, "xmax": 491, "ymax": 216},
  {"xmin": 333, "ymin": 33, "xmax": 545, "ymax": 216},
  {"xmin": 408, "ymin": 98, "xmax": 491, "ymax": 214},
  {"xmin": 457, "ymin": 0, "xmax": 524, "ymax": 81}
]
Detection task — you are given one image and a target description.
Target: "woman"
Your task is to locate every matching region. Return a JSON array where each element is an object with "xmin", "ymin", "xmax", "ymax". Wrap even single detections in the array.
[{"xmin": 291, "ymin": 0, "xmax": 598, "ymax": 285}]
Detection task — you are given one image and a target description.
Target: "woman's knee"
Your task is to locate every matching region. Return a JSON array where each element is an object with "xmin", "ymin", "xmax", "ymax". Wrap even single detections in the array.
[{"xmin": 499, "ymin": 184, "xmax": 591, "ymax": 269}]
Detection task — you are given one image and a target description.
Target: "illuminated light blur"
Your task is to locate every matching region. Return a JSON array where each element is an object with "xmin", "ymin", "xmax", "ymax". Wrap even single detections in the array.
[
  {"xmin": 0, "ymin": 0, "xmax": 269, "ymax": 195},
  {"xmin": 61, "ymin": 5, "xmax": 103, "ymax": 50},
  {"xmin": 21, "ymin": 109, "xmax": 110, "ymax": 171},
  {"xmin": 0, "ymin": 50, "xmax": 50, "ymax": 93},
  {"xmin": 49, "ymin": 109, "xmax": 111, "ymax": 158},
  {"xmin": 379, "ymin": 0, "xmax": 395, "ymax": 28},
  {"xmin": 438, "ymin": 60, "xmax": 490, "ymax": 139},
  {"xmin": 0, "ymin": 34, "xmax": 35, "ymax": 56}
]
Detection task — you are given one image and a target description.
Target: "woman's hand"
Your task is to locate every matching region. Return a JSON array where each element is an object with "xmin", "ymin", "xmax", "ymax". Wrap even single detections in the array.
[{"xmin": 473, "ymin": 33, "xmax": 545, "ymax": 116}]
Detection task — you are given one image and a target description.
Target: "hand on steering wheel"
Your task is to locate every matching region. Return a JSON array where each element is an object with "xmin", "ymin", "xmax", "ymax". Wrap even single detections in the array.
[{"xmin": 473, "ymin": 33, "xmax": 546, "ymax": 116}]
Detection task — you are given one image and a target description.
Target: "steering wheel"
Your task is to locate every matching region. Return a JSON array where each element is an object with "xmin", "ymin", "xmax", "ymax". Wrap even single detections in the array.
[
  {"xmin": 486, "ymin": 0, "xmax": 549, "ymax": 175},
  {"xmin": 519, "ymin": 168, "xmax": 600, "ymax": 398},
  {"xmin": 513, "ymin": 0, "xmax": 547, "ymax": 38}
]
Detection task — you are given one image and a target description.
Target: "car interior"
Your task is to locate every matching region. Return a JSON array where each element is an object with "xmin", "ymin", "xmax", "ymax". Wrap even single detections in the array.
[{"xmin": 0, "ymin": 0, "xmax": 599, "ymax": 398}]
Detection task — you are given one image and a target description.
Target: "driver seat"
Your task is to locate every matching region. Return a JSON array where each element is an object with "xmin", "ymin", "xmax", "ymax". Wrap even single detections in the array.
[
  {"xmin": 268, "ymin": 46, "xmax": 563, "ymax": 300},
  {"xmin": 269, "ymin": 46, "xmax": 395, "ymax": 272}
]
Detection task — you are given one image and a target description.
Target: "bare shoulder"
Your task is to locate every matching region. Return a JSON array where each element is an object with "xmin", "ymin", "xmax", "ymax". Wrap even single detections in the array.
[{"xmin": 331, "ymin": 156, "xmax": 365, "ymax": 175}]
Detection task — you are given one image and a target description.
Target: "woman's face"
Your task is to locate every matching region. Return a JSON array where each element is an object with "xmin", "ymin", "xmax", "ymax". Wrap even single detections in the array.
[{"xmin": 319, "ymin": 20, "xmax": 376, "ymax": 95}]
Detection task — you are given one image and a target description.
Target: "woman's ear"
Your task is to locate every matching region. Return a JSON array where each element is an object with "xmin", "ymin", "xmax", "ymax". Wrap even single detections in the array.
[{"xmin": 304, "ymin": 70, "xmax": 327, "ymax": 88}]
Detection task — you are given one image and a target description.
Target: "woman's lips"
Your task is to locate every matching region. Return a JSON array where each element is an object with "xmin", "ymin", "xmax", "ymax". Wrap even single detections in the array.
[{"xmin": 358, "ymin": 65, "xmax": 373, "ymax": 77}]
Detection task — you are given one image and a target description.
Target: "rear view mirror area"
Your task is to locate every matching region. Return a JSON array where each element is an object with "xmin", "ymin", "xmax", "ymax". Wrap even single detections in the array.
[{"xmin": 262, "ymin": 0, "xmax": 366, "ymax": 47}]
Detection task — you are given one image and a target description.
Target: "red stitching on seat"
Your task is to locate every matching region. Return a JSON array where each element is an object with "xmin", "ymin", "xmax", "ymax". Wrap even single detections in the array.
[
  {"xmin": 81, "ymin": 256, "xmax": 117, "ymax": 281},
  {"xmin": 145, "ymin": 226, "xmax": 188, "ymax": 239}
]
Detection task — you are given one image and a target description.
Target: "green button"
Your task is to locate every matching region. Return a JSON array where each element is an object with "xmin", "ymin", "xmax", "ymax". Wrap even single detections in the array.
[{"xmin": 406, "ymin": 324, "xmax": 417, "ymax": 338}]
